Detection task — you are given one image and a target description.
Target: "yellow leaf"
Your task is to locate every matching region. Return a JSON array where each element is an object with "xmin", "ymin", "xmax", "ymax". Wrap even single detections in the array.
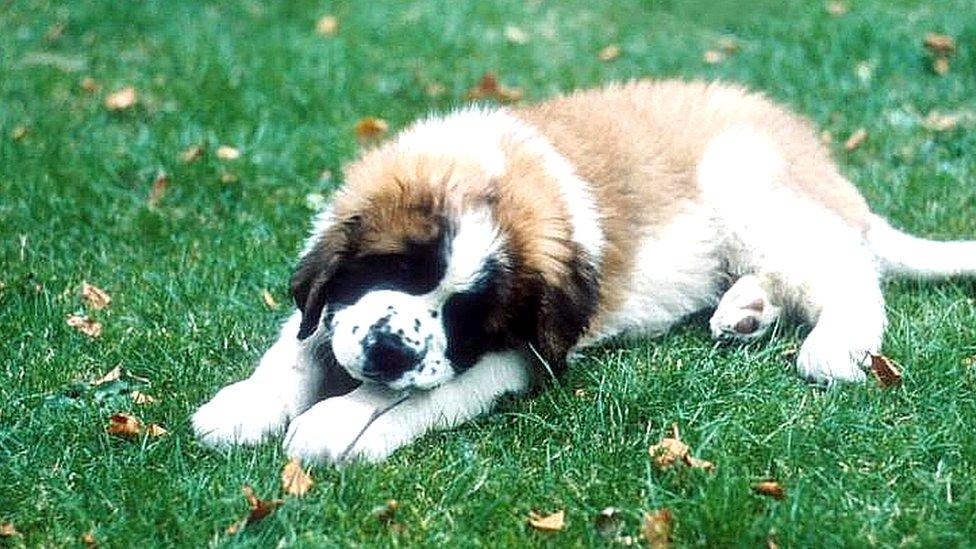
[
  {"xmin": 106, "ymin": 413, "xmax": 142, "ymax": 438},
  {"xmin": 132, "ymin": 391, "xmax": 157, "ymax": 405},
  {"xmin": 91, "ymin": 365, "xmax": 123, "ymax": 386},
  {"xmin": 67, "ymin": 315, "xmax": 102, "ymax": 338},
  {"xmin": 281, "ymin": 458, "xmax": 314, "ymax": 496},
  {"xmin": 642, "ymin": 508, "xmax": 673, "ymax": 548},
  {"xmin": 354, "ymin": 117, "xmax": 389, "ymax": 142},
  {"xmin": 843, "ymin": 128, "xmax": 868, "ymax": 151},
  {"xmin": 216, "ymin": 145, "xmax": 241, "ymax": 160},
  {"xmin": 104, "ymin": 87, "xmax": 137, "ymax": 110},
  {"xmin": 262, "ymin": 289, "xmax": 279, "ymax": 309},
  {"xmin": 81, "ymin": 282, "xmax": 112, "ymax": 310},
  {"xmin": 753, "ymin": 481, "xmax": 787, "ymax": 500},
  {"xmin": 598, "ymin": 44, "xmax": 621, "ymax": 61},
  {"xmin": 145, "ymin": 424, "xmax": 168, "ymax": 437},
  {"xmin": 316, "ymin": 15, "xmax": 338, "ymax": 36},
  {"xmin": 528, "ymin": 509, "xmax": 565, "ymax": 532}
]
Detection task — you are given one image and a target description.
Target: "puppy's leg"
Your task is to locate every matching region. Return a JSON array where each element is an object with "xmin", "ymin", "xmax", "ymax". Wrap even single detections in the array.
[
  {"xmin": 771, "ymin": 258, "xmax": 886, "ymax": 383},
  {"xmin": 284, "ymin": 350, "xmax": 531, "ymax": 463},
  {"xmin": 709, "ymin": 274, "xmax": 782, "ymax": 342},
  {"xmin": 193, "ymin": 312, "xmax": 324, "ymax": 446}
]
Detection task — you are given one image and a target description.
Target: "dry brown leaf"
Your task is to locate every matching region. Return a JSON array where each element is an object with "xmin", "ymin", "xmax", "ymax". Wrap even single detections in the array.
[
  {"xmin": 528, "ymin": 509, "xmax": 565, "ymax": 532},
  {"xmin": 933, "ymin": 57, "xmax": 950, "ymax": 76},
  {"xmin": 132, "ymin": 391, "xmax": 157, "ymax": 405},
  {"xmin": 81, "ymin": 282, "xmax": 112, "ymax": 310},
  {"xmin": 145, "ymin": 424, "xmax": 168, "ymax": 437},
  {"xmin": 598, "ymin": 44, "xmax": 621, "ymax": 62},
  {"xmin": 703, "ymin": 50, "xmax": 725, "ymax": 64},
  {"xmin": 466, "ymin": 72, "xmax": 523, "ymax": 103},
  {"xmin": 104, "ymin": 87, "xmax": 137, "ymax": 111},
  {"xmin": 923, "ymin": 33, "xmax": 956, "ymax": 55},
  {"xmin": 843, "ymin": 128, "xmax": 868, "ymax": 151},
  {"xmin": 281, "ymin": 458, "xmax": 314, "ymax": 496},
  {"xmin": 81, "ymin": 76, "xmax": 100, "ymax": 93},
  {"xmin": 179, "ymin": 145, "xmax": 205, "ymax": 163},
  {"xmin": 216, "ymin": 145, "xmax": 241, "ymax": 160},
  {"xmin": 869, "ymin": 353, "xmax": 902, "ymax": 388},
  {"xmin": 753, "ymin": 481, "xmax": 786, "ymax": 500},
  {"xmin": 685, "ymin": 455, "xmax": 716, "ymax": 472},
  {"xmin": 642, "ymin": 508, "xmax": 673, "ymax": 548},
  {"xmin": 67, "ymin": 314, "xmax": 102, "ymax": 338},
  {"xmin": 91, "ymin": 365, "xmax": 123, "ymax": 386},
  {"xmin": 262, "ymin": 289, "xmax": 279, "ymax": 310},
  {"xmin": 371, "ymin": 499, "xmax": 399, "ymax": 523},
  {"xmin": 649, "ymin": 437, "xmax": 689, "ymax": 468},
  {"xmin": 504, "ymin": 25, "xmax": 528, "ymax": 45},
  {"xmin": 242, "ymin": 485, "xmax": 283, "ymax": 525},
  {"xmin": 106, "ymin": 413, "xmax": 142, "ymax": 438},
  {"xmin": 148, "ymin": 172, "xmax": 169, "ymax": 207},
  {"xmin": 0, "ymin": 522, "xmax": 18, "ymax": 537},
  {"xmin": 923, "ymin": 111, "xmax": 960, "ymax": 132},
  {"xmin": 316, "ymin": 15, "xmax": 338, "ymax": 36},
  {"xmin": 825, "ymin": 1, "xmax": 848, "ymax": 16},
  {"xmin": 81, "ymin": 531, "xmax": 97, "ymax": 548},
  {"xmin": 354, "ymin": 117, "xmax": 389, "ymax": 142},
  {"xmin": 11, "ymin": 125, "xmax": 28, "ymax": 141}
]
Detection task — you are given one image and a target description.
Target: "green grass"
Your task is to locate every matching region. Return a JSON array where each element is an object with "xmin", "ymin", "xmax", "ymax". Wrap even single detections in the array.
[{"xmin": 2, "ymin": 0, "xmax": 976, "ymax": 546}]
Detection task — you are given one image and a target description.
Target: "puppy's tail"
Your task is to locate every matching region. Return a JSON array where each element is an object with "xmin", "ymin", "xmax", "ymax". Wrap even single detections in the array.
[{"xmin": 867, "ymin": 215, "xmax": 976, "ymax": 279}]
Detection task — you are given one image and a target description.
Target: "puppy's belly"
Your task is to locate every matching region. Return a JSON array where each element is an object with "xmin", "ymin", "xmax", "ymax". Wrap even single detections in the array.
[{"xmin": 584, "ymin": 208, "xmax": 725, "ymax": 344}]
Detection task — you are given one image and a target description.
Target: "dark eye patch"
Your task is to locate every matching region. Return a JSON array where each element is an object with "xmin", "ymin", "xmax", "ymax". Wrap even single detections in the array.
[
  {"xmin": 442, "ymin": 259, "xmax": 507, "ymax": 372},
  {"xmin": 325, "ymin": 240, "xmax": 446, "ymax": 307}
]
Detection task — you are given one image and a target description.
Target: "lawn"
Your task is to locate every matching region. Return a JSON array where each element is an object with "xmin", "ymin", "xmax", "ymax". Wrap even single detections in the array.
[{"xmin": 2, "ymin": 0, "xmax": 976, "ymax": 546}]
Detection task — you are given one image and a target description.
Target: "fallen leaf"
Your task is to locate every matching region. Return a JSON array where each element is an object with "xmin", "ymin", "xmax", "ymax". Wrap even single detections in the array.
[
  {"xmin": 843, "ymin": 128, "xmax": 868, "ymax": 151},
  {"xmin": 81, "ymin": 76, "xmax": 100, "ymax": 93},
  {"xmin": 216, "ymin": 145, "xmax": 241, "ymax": 160},
  {"xmin": 504, "ymin": 25, "xmax": 528, "ymax": 45},
  {"xmin": 67, "ymin": 314, "xmax": 102, "ymax": 338},
  {"xmin": 594, "ymin": 507, "xmax": 623, "ymax": 538},
  {"xmin": 0, "ymin": 522, "xmax": 18, "ymax": 537},
  {"xmin": 91, "ymin": 365, "xmax": 123, "ymax": 386},
  {"xmin": 717, "ymin": 37, "xmax": 741, "ymax": 55},
  {"xmin": 649, "ymin": 436, "xmax": 689, "ymax": 468},
  {"xmin": 371, "ymin": 500, "xmax": 399, "ymax": 523},
  {"xmin": 354, "ymin": 117, "xmax": 389, "ymax": 142},
  {"xmin": 528, "ymin": 509, "xmax": 565, "ymax": 532},
  {"xmin": 923, "ymin": 33, "xmax": 956, "ymax": 55},
  {"xmin": 767, "ymin": 533, "xmax": 781, "ymax": 549},
  {"xmin": 753, "ymin": 481, "xmax": 786, "ymax": 500},
  {"xmin": 923, "ymin": 111, "xmax": 960, "ymax": 132},
  {"xmin": 81, "ymin": 531, "xmax": 97, "ymax": 548},
  {"xmin": 106, "ymin": 413, "xmax": 142, "ymax": 438},
  {"xmin": 425, "ymin": 82, "xmax": 446, "ymax": 97},
  {"xmin": 104, "ymin": 87, "xmax": 137, "ymax": 111},
  {"xmin": 466, "ymin": 72, "xmax": 523, "ymax": 103},
  {"xmin": 281, "ymin": 458, "xmax": 314, "ymax": 496},
  {"xmin": 240, "ymin": 485, "xmax": 283, "ymax": 526},
  {"xmin": 262, "ymin": 289, "xmax": 279, "ymax": 309},
  {"xmin": 869, "ymin": 353, "xmax": 902, "ymax": 388},
  {"xmin": 685, "ymin": 455, "xmax": 716, "ymax": 472},
  {"xmin": 574, "ymin": 388, "xmax": 587, "ymax": 398},
  {"xmin": 316, "ymin": 15, "xmax": 338, "ymax": 36},
  {"xmin": 703, "ymin": 50, "xmax": 725, "ymax": 64},
  {"xmin": 179, "ymin": 144, "xmax": 204, "ymax": 163},
  {"xmin": 145, "ymin": 424, "xmax": 168, "ymax": 437},
  {"xmin": 11, "ymin": 125, "xmax": 28, "ymax": 141},
  {"xmin": 933, "ymin": 57, "xmax": 950, "ymax": 76},
  {"xmin": 81, "ymin": 282, "xmax": 111, "ymax": 310},
  {"xmin": 825, "ymin": 1, "xmax": 848, "ymax": 16},
  {"xmin": 148, "ymin": 172, "xmax": 169, "ymax": 207},
  {"xmin": 642, "ymin": 508, "xmax": 673, "ymax": 548},
  {"xmin": 598, "ymin": 44, "xmax": 621, "ymax": 61},
  {"xmin": 132, "ymin": 391, "xmax": 157, "ymax": 404}
]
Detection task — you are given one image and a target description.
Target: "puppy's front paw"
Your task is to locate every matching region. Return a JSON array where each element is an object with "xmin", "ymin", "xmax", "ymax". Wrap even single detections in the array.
[
  {"xmin": 795, "ymin": 328, "xmax": 870, "ymax": 384},
  {"xmin": 283, "ymin": 395, "xmax": 400, "ymax": 464},
  {"xmin": 192, "ymin": 380, "xmax": 290, "ymax": 446}
]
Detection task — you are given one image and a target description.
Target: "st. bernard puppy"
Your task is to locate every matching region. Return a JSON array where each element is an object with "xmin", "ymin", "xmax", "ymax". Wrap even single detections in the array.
[{"xmin": 193, "ymin": 80, "xmax": 976, "ymax": 463}]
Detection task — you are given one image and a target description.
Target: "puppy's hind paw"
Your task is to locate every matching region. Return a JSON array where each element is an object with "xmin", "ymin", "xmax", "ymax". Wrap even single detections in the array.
[{"xmin": 710, "ymin": 275, "xmax": 781, "ymax": 342}]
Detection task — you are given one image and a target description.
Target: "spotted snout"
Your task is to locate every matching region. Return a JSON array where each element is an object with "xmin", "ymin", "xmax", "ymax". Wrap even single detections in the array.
[{"xmin": 360, "ymin": 315, "xmax": 428, "ymax": 382}]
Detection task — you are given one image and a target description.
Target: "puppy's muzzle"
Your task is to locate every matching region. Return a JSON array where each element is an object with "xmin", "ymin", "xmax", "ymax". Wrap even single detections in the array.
[{"xmin": 362, "ymin": 322, "xmax": 425, "ymax": 382}]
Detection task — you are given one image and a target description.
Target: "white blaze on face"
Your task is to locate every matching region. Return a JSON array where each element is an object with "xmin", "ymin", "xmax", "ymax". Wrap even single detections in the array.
[{"xmin": 328, "ymin": 208, "xmax": 505, "ymax": 390}]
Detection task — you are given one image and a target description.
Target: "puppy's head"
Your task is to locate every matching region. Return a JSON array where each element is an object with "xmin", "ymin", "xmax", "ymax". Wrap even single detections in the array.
[{"xmin": 293, "ymin": 130, "xmax": 599, "ymax": 391}]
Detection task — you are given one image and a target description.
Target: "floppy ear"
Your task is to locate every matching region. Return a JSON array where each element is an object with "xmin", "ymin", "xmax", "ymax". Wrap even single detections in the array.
[
  {"xmin": 290, "ymin": 217, "xmax": 359, "ymax": 340},
  {"xmin": 525, "ymin": 252, "xmax": 600, "ymax": 376}
]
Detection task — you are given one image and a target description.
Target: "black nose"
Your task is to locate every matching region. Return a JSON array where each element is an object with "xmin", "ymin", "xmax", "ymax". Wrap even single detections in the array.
[{"xmin": 363, "ymin": 331, "xmax": 419, "ymax": 382}]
